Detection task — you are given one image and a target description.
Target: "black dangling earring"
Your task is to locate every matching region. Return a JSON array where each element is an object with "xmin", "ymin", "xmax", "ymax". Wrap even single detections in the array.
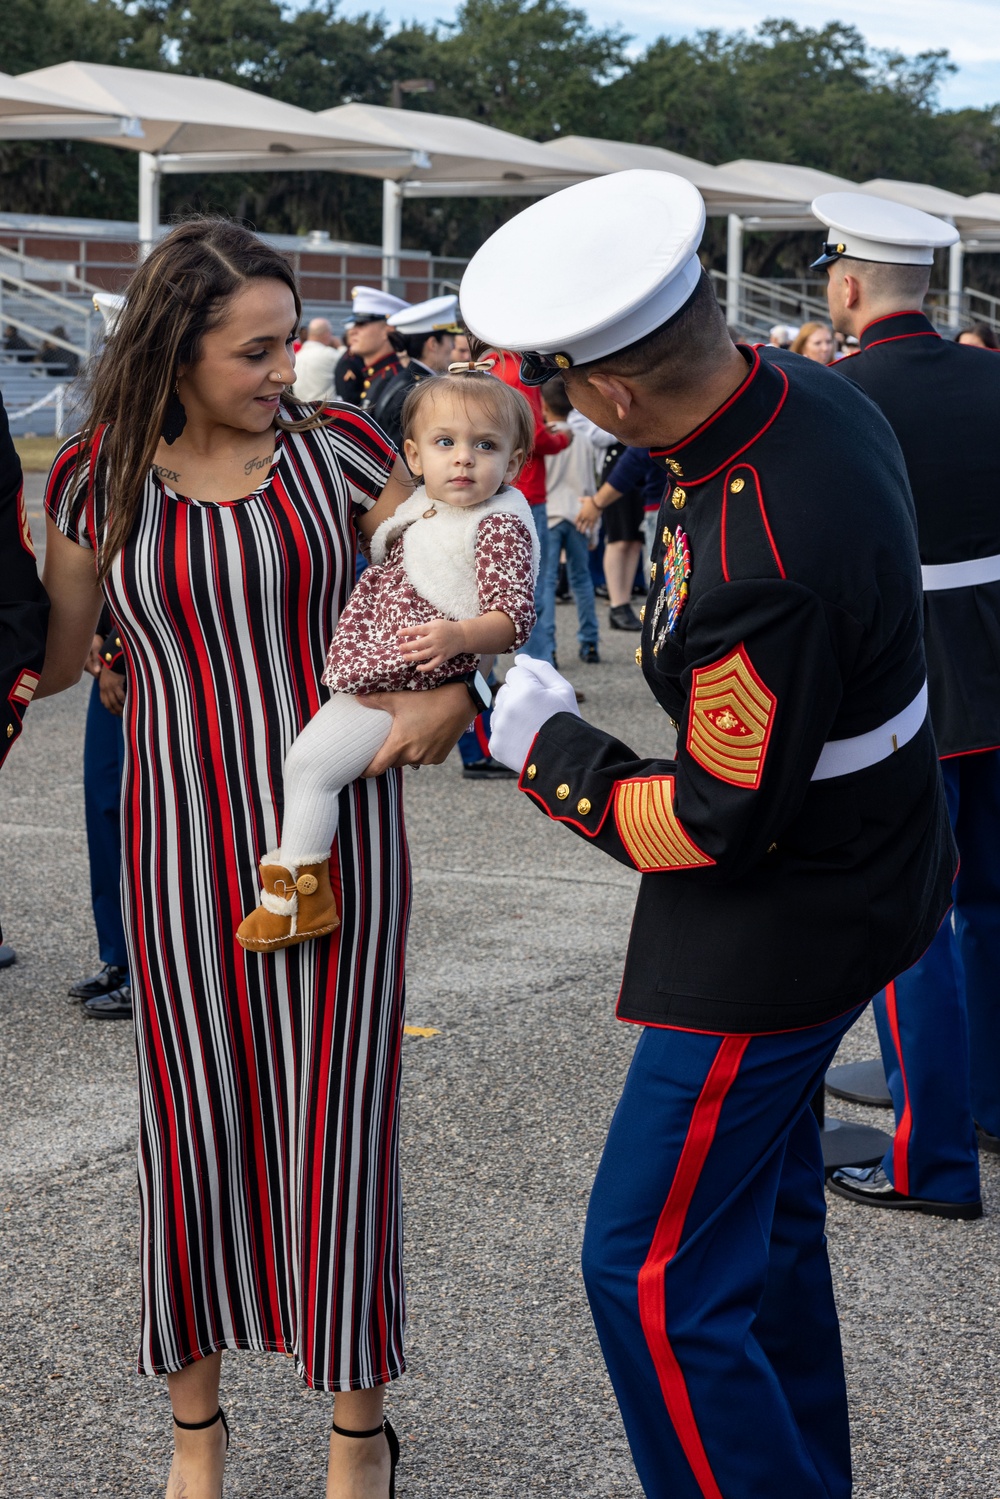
[{"xmin": 161, "ymin": 383, "xmax": 187, "ymax": 445}]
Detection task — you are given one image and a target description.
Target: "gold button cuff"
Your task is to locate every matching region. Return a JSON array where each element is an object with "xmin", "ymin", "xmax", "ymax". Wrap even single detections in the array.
[
  {"xmin": 577, "ymin": 798, "xmax": 592, "ymax": 815},
  {"xmin": 730, "ymin": 477, "xmax": 745, "ymax": 493},
  {"xmin": 526, "ymin": 763, "xmax": 537, "ymax": 780},
  {"xmin": 556, "ymin": 783, "xmax": 570, "ymax": 800}
]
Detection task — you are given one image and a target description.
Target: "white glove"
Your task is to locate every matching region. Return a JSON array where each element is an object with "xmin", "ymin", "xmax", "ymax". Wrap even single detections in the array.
[{"xmin": 489, "ymin": 655, "xmax": 581, "ymax": 773}]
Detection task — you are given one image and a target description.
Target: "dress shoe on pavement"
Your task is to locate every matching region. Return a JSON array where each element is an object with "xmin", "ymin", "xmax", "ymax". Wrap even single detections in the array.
[
  {"xmin": 82, "ymin": 981, "xmax": 133, "ymax": 1020},
  {"xmin": 68, "ymin": 962, "xmax": 128, "ymax": 1003},
  {"xmin": 828, "ymin": 1164, "xmax": 982, "ymax": 1220},
  {"xmin": 579, "ymin": 644, "xmax": 600, "ymax": 664},
  {"xmin": 462, "ymin": 758, "xmax": 518, "ymax": 780},
  {"xmin": 608, "ymin": 604, "xmax": 642, "ymax": 632},
  {"xmin": 0, "ymin": 945, "xmax": 16, "ymax": 970},
  {"xmin": 977, "ymin": 1124, "xmax": 1000, "ymax": 1156}
]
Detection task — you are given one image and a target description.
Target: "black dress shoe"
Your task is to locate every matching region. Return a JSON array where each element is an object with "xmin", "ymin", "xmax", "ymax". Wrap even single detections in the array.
[
  {"xmin": 608, "ymin": 604, "xmax": 642, "ymax": 632},
  {"xmin": 977, "ymin": 1124, "xmax": 1000, "ymax": 1156},
  {"xmin": 82, "ymin": 981, "xmax": 133, "ymax": 1020},
  {"xmin": 579, "ymin": 643, "xmax": 600, "ymax": 664},
  {"xmin": 0, "ymin": 945, "xmax": 16, "ymax": 970},
  {"xmin": 828, "ymin": 1164, "xmax": 982, "ymax": 1220},
  {"xmin": 68, "ymin": 962, "xmax": 128, "ymax": 1002},
  {"xmin": 462, "ymin": 758, "xmax": 518, "ymax": 780}
]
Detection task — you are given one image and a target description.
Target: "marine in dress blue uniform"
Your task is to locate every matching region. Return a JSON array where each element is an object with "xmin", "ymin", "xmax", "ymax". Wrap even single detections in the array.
[
  {"xmin": 69, "ymin": 609, "xmax": 133, "ymax": 1018},
  {"xmin": 814, "ymin": 192, "xmax": 1000, "ymax": 1216},
  {"xmin": 0, "ymin": 391, "xmax": 49, "ymax": 961},
  {"xmin": 464, "ymin": 170, "xmax": 956, "ymax": 1499}
]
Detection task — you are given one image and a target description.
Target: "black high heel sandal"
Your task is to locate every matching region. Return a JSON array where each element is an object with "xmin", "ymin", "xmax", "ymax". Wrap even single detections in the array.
[
  {"xmin": 331, "ymin": 1416, "xmax": 400, "ymax": 1499},
  {"xmin": 174, "ymin": 1407, "xmax": 230, "ymax": 1448}
]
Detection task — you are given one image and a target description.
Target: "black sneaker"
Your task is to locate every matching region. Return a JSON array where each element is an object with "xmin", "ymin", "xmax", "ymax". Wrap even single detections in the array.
[
  {"xmin": 68, "ymin": 962, "xmax": 128, "ymax": 1003},
  {"xmin": 462, "ymin": 758, "xmax": 518, "ymax": 780},
  {"xmin": 608, "ymin": 604, "xmax": 642, "ymax": 632},
  {"xmin": 82, "ymin": 981, "xmax": 133, "ymax": 1020},
  {"xmin": 579, "ymin": 644, "xmax": 600, "ymax": 664}
]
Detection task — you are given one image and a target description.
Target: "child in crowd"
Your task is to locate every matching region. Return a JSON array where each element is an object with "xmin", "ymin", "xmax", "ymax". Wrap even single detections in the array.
[
  {"xmin": 537, "ymin": 376, "xmax": 601, "ymax": 664},
  {"xmin": 237, "ymin": 367, "xmax": 539, "ymax": 952}
]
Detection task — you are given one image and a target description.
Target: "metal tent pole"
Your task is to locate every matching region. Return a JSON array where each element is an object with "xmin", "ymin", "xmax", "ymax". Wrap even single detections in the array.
[
  {"xmin": 382, "ymin": 180, "xmax": 403, "ymax": 292},
  {"xmin": 726, "ymin": 214, "xmax": 743, "ymax": 329},
  {"xmin": 138, "ymin": 152, "xmax": 161, "ymax": 262}
]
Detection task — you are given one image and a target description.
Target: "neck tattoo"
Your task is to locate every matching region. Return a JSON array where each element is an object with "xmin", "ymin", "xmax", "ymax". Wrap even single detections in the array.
[{"xmin": 244, "ymin": 451, "xmax": 275, "ymax": 477}]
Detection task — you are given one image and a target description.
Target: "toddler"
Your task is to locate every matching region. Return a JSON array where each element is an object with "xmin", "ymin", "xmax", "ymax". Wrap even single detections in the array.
[{"xmin": 237, "ymin": 365, "xmax": 538, "ymax": 951}]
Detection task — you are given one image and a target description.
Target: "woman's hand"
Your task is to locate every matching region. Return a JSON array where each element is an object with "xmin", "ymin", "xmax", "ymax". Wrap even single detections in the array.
[
  {"xmin": 359, "ymin": 683, "xmax": 473, "ymax": 776},
  {"xmin": 397, "ymin": 620, "xmax": 465, "ymax": 673},
  {"xmin": 576, "ymin": 495, "xmax": 602, "ymax": 533}
]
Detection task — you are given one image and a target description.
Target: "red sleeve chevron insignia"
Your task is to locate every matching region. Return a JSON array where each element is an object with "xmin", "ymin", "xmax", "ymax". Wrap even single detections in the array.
[{"xmin": 686, "ymin": 645, "xmax": 775, "ymax": 790}]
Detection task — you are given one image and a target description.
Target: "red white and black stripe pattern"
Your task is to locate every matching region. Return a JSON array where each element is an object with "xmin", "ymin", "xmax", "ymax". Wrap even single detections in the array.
[{"xmin": 46, "ymin": 406, "xmax": 411, "ymax": 1391}]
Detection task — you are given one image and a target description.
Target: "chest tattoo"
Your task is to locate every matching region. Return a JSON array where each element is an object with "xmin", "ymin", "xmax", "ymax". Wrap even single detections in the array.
[{"xmin": 152, "ymin": 464, "xmax": 181, "ymax": 484}]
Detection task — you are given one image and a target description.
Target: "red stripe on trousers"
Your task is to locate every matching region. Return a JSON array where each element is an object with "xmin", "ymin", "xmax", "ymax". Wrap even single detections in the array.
[
  {"xmin": 884, "ymin": 980, "xmax": 912, "ymax": 1196},
  {"xmin": 636, "ymin": 1033, "xmax": 751, "ymax": 1499}
]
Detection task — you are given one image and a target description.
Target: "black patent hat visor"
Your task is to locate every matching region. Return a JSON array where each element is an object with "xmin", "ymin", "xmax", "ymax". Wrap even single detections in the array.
[
  {"xmin": 810, "ymin": 241, "xmax": 847, "ymax": 269},
  {"xmin": 518, "ymin": 350, "xmax": 574, "ymax": 386}
]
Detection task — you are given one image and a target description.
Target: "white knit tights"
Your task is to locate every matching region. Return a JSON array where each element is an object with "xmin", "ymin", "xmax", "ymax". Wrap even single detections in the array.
[{"xmin": 276, "ymin": 694, "xmax": 393, "ymax": 863}]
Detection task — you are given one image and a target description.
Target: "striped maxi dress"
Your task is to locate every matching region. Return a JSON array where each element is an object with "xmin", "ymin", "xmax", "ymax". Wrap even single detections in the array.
[{"xmin": 46, "ymin": 406, "xmax": 411, "ymax": 1390}]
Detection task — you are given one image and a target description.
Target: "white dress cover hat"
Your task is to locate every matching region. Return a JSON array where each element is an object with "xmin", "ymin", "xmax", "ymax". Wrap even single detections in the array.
[
  {"xmin": 350, "ymin": 285, "xmax": 410, "ymax": 320},
  {"xmin": 387, "ymin": 294, "xmax": 460, "ymax": 335},
  {"xmin": 460, "ymin": 170, "xmax": 706, "ymax": 383},
  {"xmin": 811, "ymin": 192, "xmax": 959, "ymax": 268}
]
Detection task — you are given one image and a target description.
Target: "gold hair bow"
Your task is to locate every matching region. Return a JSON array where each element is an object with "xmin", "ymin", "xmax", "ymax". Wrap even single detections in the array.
[{"xmin": 447, "ymin": 357, "xmax": 497, "ymax": 375}]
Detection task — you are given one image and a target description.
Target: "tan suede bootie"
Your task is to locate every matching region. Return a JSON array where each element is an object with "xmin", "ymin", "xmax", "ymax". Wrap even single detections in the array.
[{"xmin": 236, "ymin": 852, "xmax": 340, "ymax": 952}]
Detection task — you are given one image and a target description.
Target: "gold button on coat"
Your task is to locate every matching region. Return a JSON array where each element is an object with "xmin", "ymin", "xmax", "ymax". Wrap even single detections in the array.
[
  {"xmin": 296, "ymin": 873, "xmax": 319, "ymax": 895},
  {"xmin": 672, "ymin": 488, "xmax": 686, "ymax": 509},
  {"xmin": 556, "ymin": 783, "xmax": 570, "ymax": 800},
  {"xmin": 526, "ymin": 764, "xmax": 537, "ymax": 780},
  {"xmin": 577, "ymin": 798, "xmax": 592, "ymax": 815},
  {"xmin": 730, "ymin": 477, "xmax": 745, "ymax": 493},
  {"xmin": 639, "ymin": 605, "xmax": 646, "ymax": 623},
  {"xmin": 650, "ymin": 561, "xmax": 657, "ymax": 581},
  {"xmin": 5, "ymin": 723, "xmax": 12, "ymax": 739},
  {"xmin": 635, "ymin": 646, "xmax": 643, "ymax": 665},
  {"xmin": 662, "ymin": 527, "xmax": 670, "ymax": 544}
]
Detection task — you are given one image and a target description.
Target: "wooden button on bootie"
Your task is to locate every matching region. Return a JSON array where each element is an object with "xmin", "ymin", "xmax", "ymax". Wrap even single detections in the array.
[{"xmin": 237, "ymin": 852, "xmax": 340, "ymax": 951}]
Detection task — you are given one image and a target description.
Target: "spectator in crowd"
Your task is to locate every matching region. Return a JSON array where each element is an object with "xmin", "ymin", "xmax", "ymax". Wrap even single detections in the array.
[
  {"xmin": 3, "ymin": 325, "xmax": 35, "ymax": 362},
  {"xmin": 536, "ymin": 375, "xmax": 600, "ymax": 665},
  {"xmin": 368, "ymin": 294, "xmax": 459, "ymax": 451},
  {"xmin": 791, "ymin": 321, "xmax": 835, "ymax": 364},
  {"xmin": 768, "ymin": 324, "xmax": 797, "ymax": 348},
  {"xmin": 67, "ymin": 610, "xmax": 131, "ymax": 1019},
  {"xmin": 0, "ymin": 390, "xmax": 49, "ymax": 967},
  {"xmin": 36, "ymin": 325, "xmax": 80, "ymax": 379},
  {"xmin": 956, "ymin": 323, "xmax": 999, "ymax": 349},
  {"xmin": 451, "ymin": 329, "xmax": 472, "ymax": 364},
  {"xmin": 574, "ymin": 449, "xmax": 662, "ymax": 632},
  {"xmin": 290, "ymin": 317, "xmax": 343, "ymax": 402},
  {"xmin": 495, "ymin": 351, "xmax": 571, "ymax": 664}
]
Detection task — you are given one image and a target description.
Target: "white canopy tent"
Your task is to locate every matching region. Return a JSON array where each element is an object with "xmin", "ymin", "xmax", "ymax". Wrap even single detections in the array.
[
  {"xmin": 0, "ymin": 69, "xmax": 141, "ymax": 141},
  {"xmin": 856, "ymin": 179, "xmax": 1000, "ymax": 317},
  {"xmin": 17, "ymin": 64, "xmax": 422, "ymax": 254}
]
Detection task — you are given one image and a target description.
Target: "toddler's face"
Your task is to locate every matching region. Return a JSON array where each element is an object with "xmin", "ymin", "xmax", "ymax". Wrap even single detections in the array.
[{"xmin": 404, "ymin": 390, "xmax": 522, "ymax": 508}]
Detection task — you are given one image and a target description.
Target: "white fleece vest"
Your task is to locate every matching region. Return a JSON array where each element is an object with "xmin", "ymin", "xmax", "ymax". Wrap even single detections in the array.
[{"xmin": 368, "ymin": 485, "xmax": 539, "ymax": 621}]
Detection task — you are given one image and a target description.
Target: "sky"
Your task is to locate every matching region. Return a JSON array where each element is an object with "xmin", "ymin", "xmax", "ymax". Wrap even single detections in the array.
[{"xmin": 332, "ymin": 0, "xmax": 1000, "ymax": 110}]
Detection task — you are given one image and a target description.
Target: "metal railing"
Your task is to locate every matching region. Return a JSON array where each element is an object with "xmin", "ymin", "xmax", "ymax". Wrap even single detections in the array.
[{"xmin": 0, "ymin": 245, "xmax": 101, "ymax": 358}]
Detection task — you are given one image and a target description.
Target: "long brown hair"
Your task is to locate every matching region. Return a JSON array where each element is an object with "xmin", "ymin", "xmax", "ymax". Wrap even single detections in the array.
[{"xmin": 80, "ymin": 218, "xmax": 320, "ymax": 582}]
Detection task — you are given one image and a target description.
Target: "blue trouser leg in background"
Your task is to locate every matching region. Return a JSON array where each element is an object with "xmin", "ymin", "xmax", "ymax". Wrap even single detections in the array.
[
  {"xmin": 521, "ymin": 502, "xmax": 554, "ymax": 663},
  {"xmin": 83, "ymin": 675, "xmax": 128, "ymax": 969},
  {"xmin": 872, "ymin": 753, "xmax": 990, "ymax": 1200},
  {"xmin": 953, "ymin": 749, "xmax": 1000, "ymax": 1137},
  {"xmin": 547, "ymin": 518, "xmax": 598, "ymax": 651},
  {"xmin": 582, "ymin": 1010, "xmax": 859, "ymax": 1499}
]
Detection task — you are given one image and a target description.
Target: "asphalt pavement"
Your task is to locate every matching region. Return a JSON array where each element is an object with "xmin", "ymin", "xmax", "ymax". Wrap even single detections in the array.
[{"xmin": 1, "ymin": 476, "xmax": 997, "ymax": 1497}]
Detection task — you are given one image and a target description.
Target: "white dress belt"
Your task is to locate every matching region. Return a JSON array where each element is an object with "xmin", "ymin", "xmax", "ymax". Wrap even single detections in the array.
[
  {"xmin": 810, "ymin": 681, "xmax": 928, "ymax": 782},
  {"xmin": 922, "ymin": 552, "xmax": 1000, "ymax": 590}
]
